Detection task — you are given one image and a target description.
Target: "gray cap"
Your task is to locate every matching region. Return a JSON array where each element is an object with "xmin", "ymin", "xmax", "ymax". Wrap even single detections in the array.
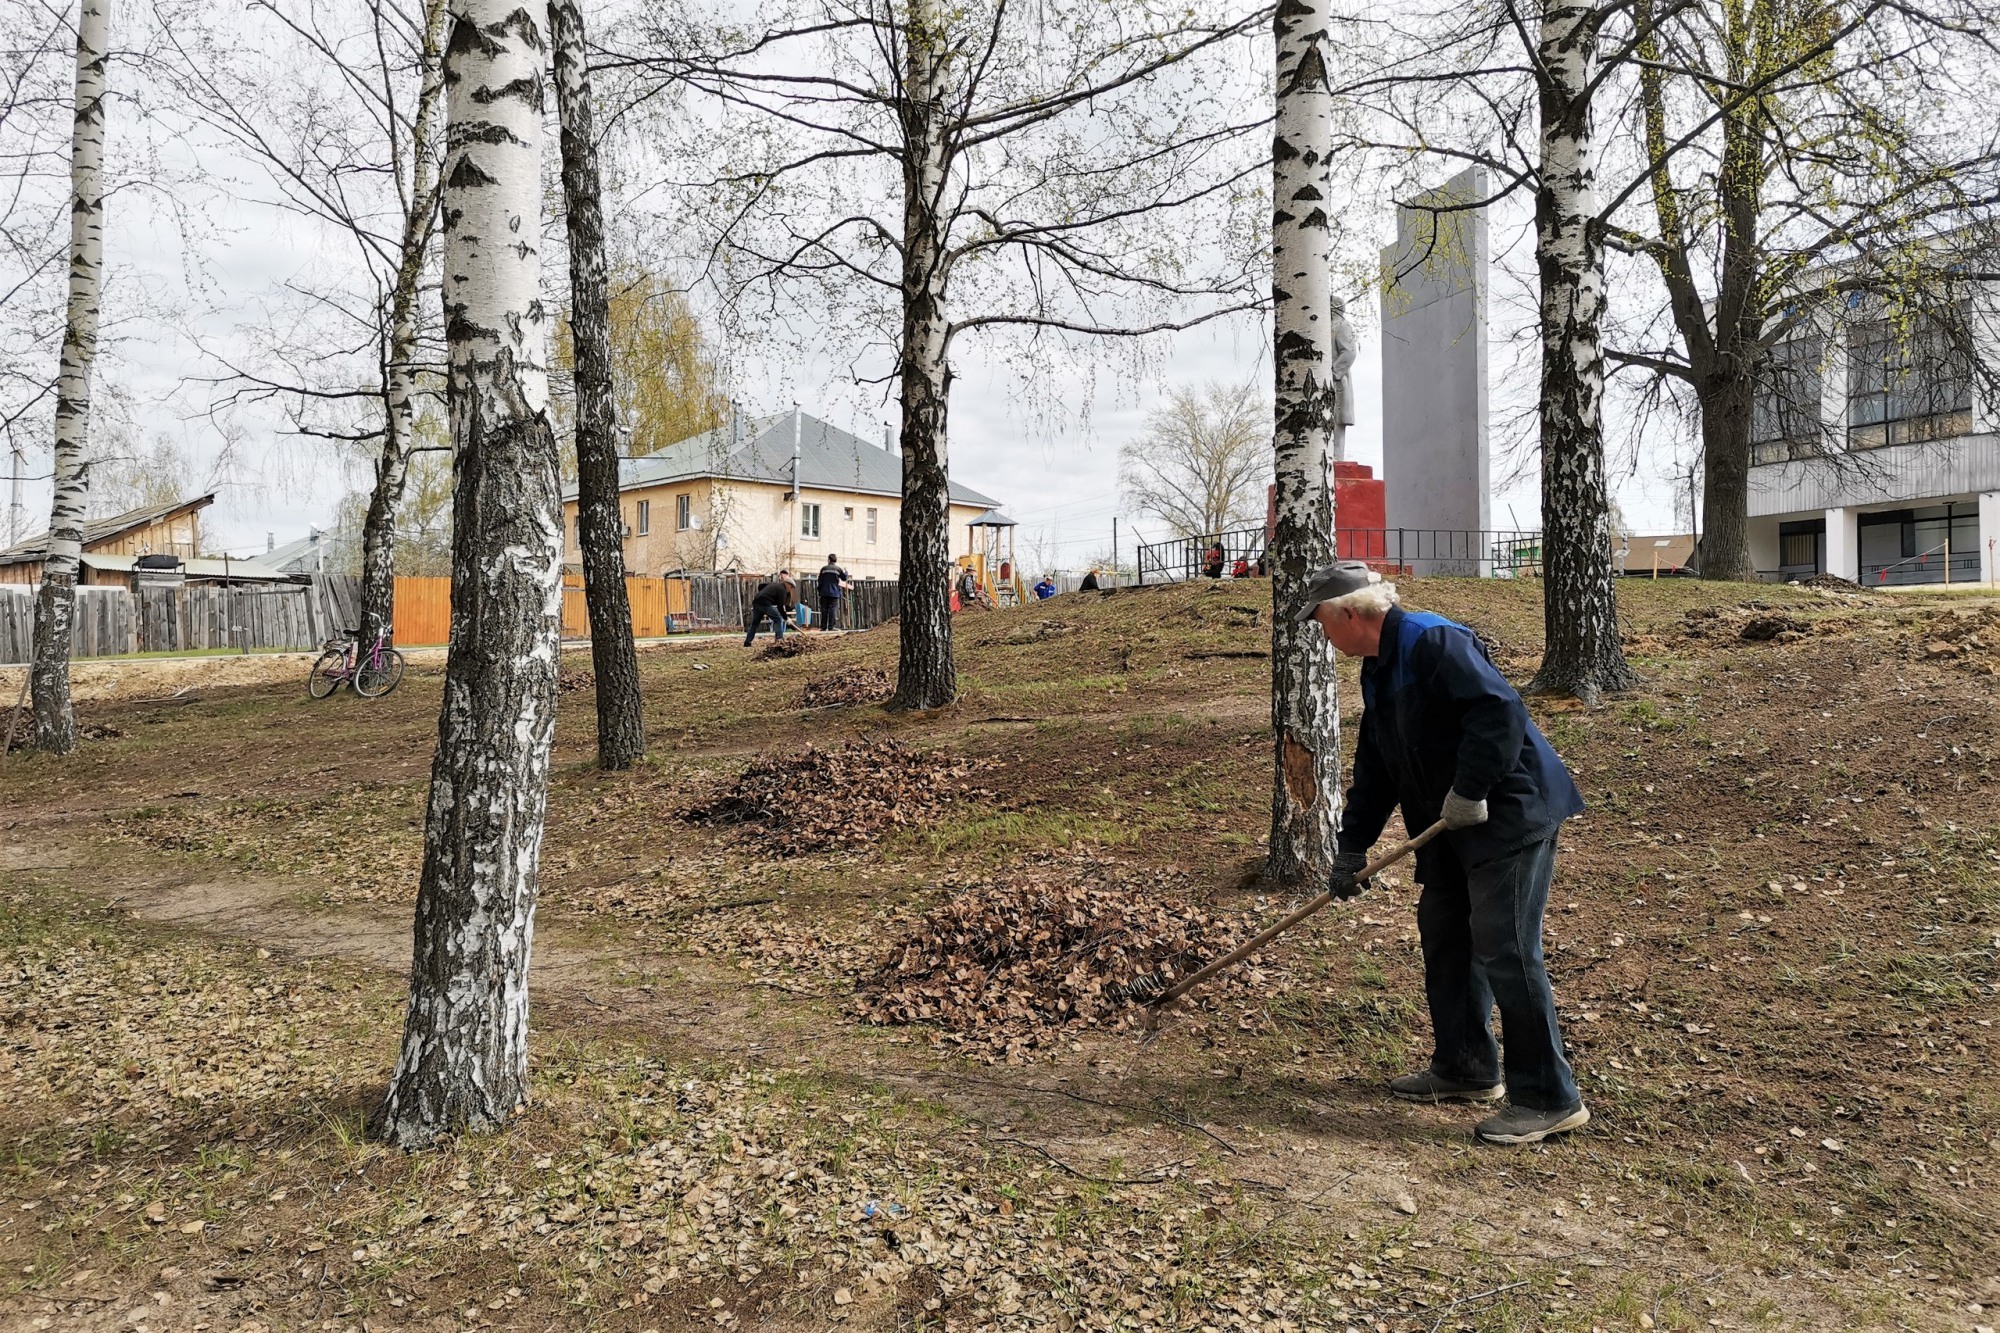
[{"xmin": 1294, "ymin": 560, "xmax": 1377, "ymax": 621}]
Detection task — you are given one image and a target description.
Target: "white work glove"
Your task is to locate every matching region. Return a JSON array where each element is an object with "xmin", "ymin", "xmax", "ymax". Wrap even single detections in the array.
[{"xmin": 1441, "ymin": 789, "xmax": 1489, "ymax": 829}]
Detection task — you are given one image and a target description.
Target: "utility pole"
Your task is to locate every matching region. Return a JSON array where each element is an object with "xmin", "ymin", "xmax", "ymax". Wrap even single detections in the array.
[
  {"xmin": 7, "ymin": 444, "xmax": 22, "ymax": 547},
  {"xmin": 1111, "ymin": 517, "xmax": 1119, "ymax": 589}
]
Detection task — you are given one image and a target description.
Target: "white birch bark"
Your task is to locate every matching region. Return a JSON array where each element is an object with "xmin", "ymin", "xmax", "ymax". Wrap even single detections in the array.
[
  {"xmin": 374, "ymin": 0, "xmax": 561, "ymax": 1150},
  {"xmin": 1266, "ymin": 0, "xmax": 1341, "ymax": 887},
  {"xmin": 28, "ymin": 0, "xmax": 109, "ymax": 755},
  {"xmin": 1527, "ymin": 0, "xmax": 1636, "ymax": 702},
  {"xmin": 360, "ymin": 0, "xmax": 449, "ymax": 651},
  {"xmin": 891, "ymin": 0, "xmax": 957, "ymax": 712}
]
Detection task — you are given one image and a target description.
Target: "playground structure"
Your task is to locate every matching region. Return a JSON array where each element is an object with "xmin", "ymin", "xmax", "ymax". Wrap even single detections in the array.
[{"xmin": 957, "ymin": 509, "xmax": 1028, "ymax": 607}]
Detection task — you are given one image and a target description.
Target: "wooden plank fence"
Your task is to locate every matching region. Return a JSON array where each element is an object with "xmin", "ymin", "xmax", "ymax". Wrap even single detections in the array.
[
  {"xmin": 0, "ymin": 575, "xmax": 362, "ymax": 664},
  {"xmin": 2, "ymin": 569, "xmax": 895, "ymax": 662}
]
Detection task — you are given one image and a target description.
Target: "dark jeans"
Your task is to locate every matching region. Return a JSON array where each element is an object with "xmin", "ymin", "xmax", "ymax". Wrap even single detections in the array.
[
  {"xmin": 1416, "ymin": 834, "xmax": 1580, "ymax": 1112},
  {"xmin": 744, "ymin": 605, "xmax": 786, "ymax": 645},
  {"xmin": 820, "ymin": 594, "xmax": 841, "ymax": 629}
]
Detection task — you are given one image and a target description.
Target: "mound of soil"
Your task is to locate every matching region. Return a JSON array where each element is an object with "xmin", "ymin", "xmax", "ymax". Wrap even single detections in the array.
[
  {"xmin": 1739, "ymin": 612, "xmax": 1806, "ymax": 642},
  {"xmin": 799, "ymin": 665, "xmax": 892, "ymax": 709},
  {"xmin": 682, "ymin": 740, "xmax": 991, "ymax": 854},
  {"xmin": 1795, "ymin": 570, "xmax": 1863, "ymax": 591},
  {"xmin": 756, "ymin": 635, "xmax": 821, "ymax": 660},
  {"xmin": 855, "ymin": 880, "xmax": 1264, "ymax": 1054}
]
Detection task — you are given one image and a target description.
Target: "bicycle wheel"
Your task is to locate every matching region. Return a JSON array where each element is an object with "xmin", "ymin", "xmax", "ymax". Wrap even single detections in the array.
[
  {"xmin": 354, "ymin": 648, "xmax": 406, "ymax": 698},
  {"xmin": 308, "ymin": 649, "xmax": 346, "ymax": 699}
]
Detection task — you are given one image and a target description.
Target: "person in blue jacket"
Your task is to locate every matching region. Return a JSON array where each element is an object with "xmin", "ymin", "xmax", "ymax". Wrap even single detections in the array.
[
  {"xmin": 1033, "ymin": 575, "xmax": 1057, "ymax": 601},
  {"xmin": 1300, "ymin": 560, "xmax": 1589, "ymax": 1145}
]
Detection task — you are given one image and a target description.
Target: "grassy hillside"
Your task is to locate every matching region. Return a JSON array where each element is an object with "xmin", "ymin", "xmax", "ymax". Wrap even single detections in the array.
[{"xmin": 1, "ymin": 576, "xmax": 1995, "ymax": 1331}]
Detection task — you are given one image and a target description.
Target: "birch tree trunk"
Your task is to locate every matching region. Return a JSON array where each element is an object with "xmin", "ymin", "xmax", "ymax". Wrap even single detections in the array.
[
  {"xmin": 1265, "ymin": 0, "xmax": 1340, "ymax": 887},
  {"xmin": 890, "ymin": 0, "xmax": 957, "ymax": 713},
  {"xmin": 1525, "ymin": 0, "xmax": 1637, "ymax": 704},
  {"xmin": 360, "ymin": 0, "xmax": 450, "ymax": 650},
  {"xmin": 551, "ymin": 0, "xmax": 644, "ymax": 768},
  {"xmin": 373, "ymin": 0, "xmax": 561, "ymax": 1150},
  {"xmin": 28, "ymin": 0, "xmax": 109, "ymax": 756}
]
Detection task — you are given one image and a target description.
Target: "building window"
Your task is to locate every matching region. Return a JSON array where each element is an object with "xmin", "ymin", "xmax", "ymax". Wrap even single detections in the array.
[
  {"xmin": 866, "ymin": 507, "xmax": 878, "ymax": 543},
  {"xmin": 1750, "ymin": 335, "xmax": 1824, "ymax": 466},
  {"xmin": 801, "ymin": 502, "xmax": 821, "ymax": 538},
  {"xmin": 1847, "ymin": 311, "xmax": 1974, "ymax": 450},
  {"xmin": 676, "ymin": 493, "xmax": 692, "ymax": 530},
  {"xmin": 635, "ymin": 500, "xmax": 649, "ymax": 535},
  {"xmin": 1777, "ymin": 519, "xmax": 1824, "ymax": 576}
]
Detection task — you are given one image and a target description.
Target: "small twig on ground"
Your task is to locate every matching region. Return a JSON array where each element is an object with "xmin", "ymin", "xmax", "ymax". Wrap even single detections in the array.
[
  {"xmin": 986, "ymin": 1136, "xmax": 1191, "ymax": 1186},
  {"xmin": 1427, "ymin": 1280, "xmax": 1528, "ymax": 1333}
]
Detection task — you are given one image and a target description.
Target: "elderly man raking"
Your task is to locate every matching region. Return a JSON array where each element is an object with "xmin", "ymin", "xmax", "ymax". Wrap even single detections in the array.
[{"xmin": 1304, "ymin": 560, "xmax": 1589, "ymax": 1145}]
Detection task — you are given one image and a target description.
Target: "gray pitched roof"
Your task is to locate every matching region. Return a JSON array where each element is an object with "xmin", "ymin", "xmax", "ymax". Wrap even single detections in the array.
[
  {"xmin": 0, "ymin": 493, "xmax": 216, "ymax": 565},
  {"xmin": 561, "ymin": 412, "xmax": 1002, "ymax": 509}
]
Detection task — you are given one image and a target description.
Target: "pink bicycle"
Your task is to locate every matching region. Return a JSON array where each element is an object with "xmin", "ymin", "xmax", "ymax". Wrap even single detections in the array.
[{"xmin": 309, "ymin": 630, "xmax": 406, "ymax": 699}]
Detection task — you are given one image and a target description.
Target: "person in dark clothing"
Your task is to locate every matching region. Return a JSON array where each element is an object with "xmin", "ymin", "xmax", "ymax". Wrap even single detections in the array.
[
  {"xmin": 1202, "ymin": 542, "xmax": 1225, "ymax": 579},
  {"xmin": 817, "ymin": 554, "xmax": 851, "ymax": 630},
  {"xmin": 1078, "ymin": 568, "xmax": 1101, "ymax": 592},
  {"xmin": 744, "ymin": 574, "xmax": 792, "ymax": 646},
  {"xmin": 1300, "ymin": 559, "xmax": 1589, "ymax": 1146}
]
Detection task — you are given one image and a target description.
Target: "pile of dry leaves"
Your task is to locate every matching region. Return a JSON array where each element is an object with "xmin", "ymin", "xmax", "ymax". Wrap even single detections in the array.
[
  {"xmin": 757, "ymin": 634, "xmax": 821, "ymax": 660},
  {"xmin": 557, "ymin": 665, "xmax": 596, "ymax": 693},
  {"xmin": 682, "ymin": 740, "xmax": 991, "ymax": 854},
  {"xmin": 855, "ymin": 880, "xmax": 1263, "ymax": 1053},
  {"xmin": 799, "ymin": 665, "xmax": 893, "ymax": 709}
]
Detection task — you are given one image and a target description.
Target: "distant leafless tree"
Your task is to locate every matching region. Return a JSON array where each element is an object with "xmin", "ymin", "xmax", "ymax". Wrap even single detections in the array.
[
  {"xmin": 1120, "ymin": 378, "xmax": 1270, "ymax": 541},
  {"xmin": 162, "ymin": 0, "xmax": 450, "ymax": 648},
  {"xmin": 614, "ymin": 0, "xmax": 1269, "ymax": 709}
]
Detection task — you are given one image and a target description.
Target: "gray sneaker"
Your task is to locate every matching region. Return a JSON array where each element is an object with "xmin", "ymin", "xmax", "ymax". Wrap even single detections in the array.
[
  {"xmin": 1474, "ymin": 1103, "xmax": 1591, "ymax": 1145},
  {"xmin": 1389, "ymin": 1070, "xmax": 1506, "ymax": 1104}
]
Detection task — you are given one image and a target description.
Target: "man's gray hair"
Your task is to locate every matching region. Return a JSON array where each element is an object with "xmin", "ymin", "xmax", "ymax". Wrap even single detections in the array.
[{"xmin": 1325, "ymin": 577, "xmax": 1400, "ymax": 617}]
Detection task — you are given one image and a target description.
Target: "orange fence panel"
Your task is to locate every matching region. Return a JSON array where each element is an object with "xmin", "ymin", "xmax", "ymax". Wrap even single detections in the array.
[
  {"xmin": 399, "ymin": 574, "xmax": 679, "ymax": 646},
  {"xmin": 561, "ymin": 575, "xmax": 589, "ymax": 639},
  {"xmin": 626, "ymin": 577, "xmax": 669, "ymax": 638},
  {"xmin": 392, "ymin": 576, "xmax": 452, "ymax": 646}
]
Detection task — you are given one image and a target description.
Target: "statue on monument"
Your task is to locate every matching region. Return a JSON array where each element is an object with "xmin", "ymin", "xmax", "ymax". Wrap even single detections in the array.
[{"xmin": 1329, "ymin": 294, "xmax": 1358, "ymax": 457}]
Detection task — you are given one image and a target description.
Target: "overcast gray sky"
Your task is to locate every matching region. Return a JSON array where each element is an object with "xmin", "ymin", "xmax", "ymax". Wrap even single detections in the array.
[{"xmin": 5, "ymin": 4, "xmax": 1698, "ymax": 566}]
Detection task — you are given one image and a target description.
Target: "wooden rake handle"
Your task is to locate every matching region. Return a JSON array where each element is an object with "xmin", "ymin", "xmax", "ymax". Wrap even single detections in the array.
[{"xmin": 1144, "ymin": 818, "xmax": 1449, "ymax": 1020}]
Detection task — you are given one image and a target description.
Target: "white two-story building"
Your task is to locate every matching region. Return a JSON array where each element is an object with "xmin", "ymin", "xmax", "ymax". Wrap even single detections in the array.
[{"xmin": 1746, "ymin": 297, "xmax": 2000, "ymax": 586}]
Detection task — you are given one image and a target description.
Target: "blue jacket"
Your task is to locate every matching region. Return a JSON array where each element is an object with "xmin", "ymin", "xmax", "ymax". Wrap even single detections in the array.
[{"xmin": 1339, "ymin": 606, "xmax": 1583, "ymax": 875}]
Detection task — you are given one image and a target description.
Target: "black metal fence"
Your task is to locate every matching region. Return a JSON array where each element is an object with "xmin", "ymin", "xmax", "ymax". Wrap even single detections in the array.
[
  {"xmin": 1135, "ymin": 528, "xmax": 1544, "ymax": 583},
  {"xmin": 666, "ymin": 573, "xmax": 900, "ymax": 634}
]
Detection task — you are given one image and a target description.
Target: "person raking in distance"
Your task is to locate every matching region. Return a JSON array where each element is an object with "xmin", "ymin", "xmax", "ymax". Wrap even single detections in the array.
[{"xmin": 1306, "ymin": 560, "xmax": 1590, "ymax": 1146}]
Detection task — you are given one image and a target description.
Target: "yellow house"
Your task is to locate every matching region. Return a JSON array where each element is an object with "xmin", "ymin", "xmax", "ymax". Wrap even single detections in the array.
[{"xmin": 560, "ymin": 409, "xmax": 1004, "ymax": 580}]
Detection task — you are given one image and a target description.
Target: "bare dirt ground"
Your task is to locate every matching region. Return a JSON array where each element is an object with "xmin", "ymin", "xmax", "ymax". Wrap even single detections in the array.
[{"xmin": 1, "ymin": 577, "xmax": 1996, "ymax": 1332}]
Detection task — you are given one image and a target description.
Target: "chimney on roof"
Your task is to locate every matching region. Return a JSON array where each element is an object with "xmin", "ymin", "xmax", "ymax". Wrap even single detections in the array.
[
  {"xmin": 883, "ymin": 423, "xmax": 894, "ymax": 455},
  {"xmin": 265, "ymin": 532, "xmax": 273, "ymax": 552},
  {"xmin": 790, "ymin": 405, "xmax": 801, "ymax": 503}
]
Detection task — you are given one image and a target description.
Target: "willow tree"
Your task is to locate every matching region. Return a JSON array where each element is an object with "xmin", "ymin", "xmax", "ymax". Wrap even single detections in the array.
[
  {"xmin": 27, "ymin": 0, "xmax": 109, "ymax": 755},
  {"xmin": 1266, "ymin": 0, "xmax": 1343, "ymax": 885},
  {"xmin": 374, "ymin": 0, "xmax": 561, "ymax": 1149},
  {"xmin": 551, "ymin": 0, "xmax": 643, "ymax": 770},
  {"xmin": 621, "ymin": 0, "xmax": 1265, "ymax": 709}
]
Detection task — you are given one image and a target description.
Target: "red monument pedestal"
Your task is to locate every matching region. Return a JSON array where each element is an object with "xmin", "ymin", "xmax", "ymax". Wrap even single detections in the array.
[{"xmin": 1263, "ymin": 463, "xmax": 1401, "ymax": 573}]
